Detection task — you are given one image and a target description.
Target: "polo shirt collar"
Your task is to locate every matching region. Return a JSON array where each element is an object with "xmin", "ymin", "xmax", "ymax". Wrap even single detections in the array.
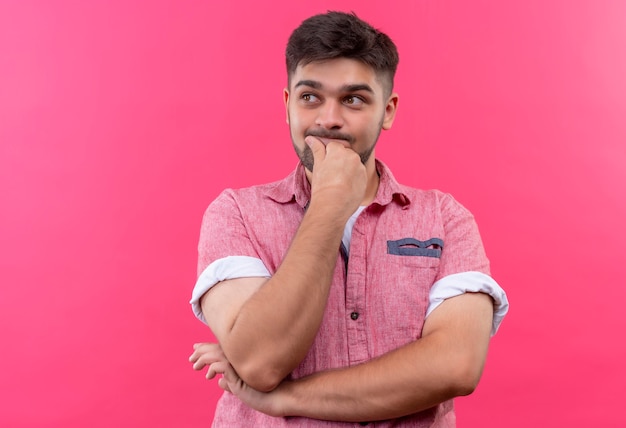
[
  {"xmin": 265, "ymin": 159, "xmax": 411, "ymax": 209},
  {"xmin": 373, "ymin": 160, "xmax": 411, "ymax": 207}
]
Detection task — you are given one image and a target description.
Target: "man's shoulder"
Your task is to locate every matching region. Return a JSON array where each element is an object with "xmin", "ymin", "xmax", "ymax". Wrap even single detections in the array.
[
  {"xmin": 389, "ymin": 180, "xmax": 474, "ymax": 220},
  {"xmin": 395, "ymin": 181, "xmax": 452, "ymax": 204},
  {"xmin": 222, "ymin": 176, "xmax": 289, "ymax": 196},
  {"xmin": 220, "ymin": 177, "xmax": 286, "ymax": 196},
  {"xmin": 397, "ymin": 182, "xmax": 447, "ymax": 197},
  {"xmin": 396, "ymin": 183, "xmax": 476, "ymax": 224},
  {"xmin": 209, "ymin": 171, "xmax": 298, "ymax": 210},
  {"xmin": 376, "ymin": 159, "xmax": 452, "ymax": 208}
]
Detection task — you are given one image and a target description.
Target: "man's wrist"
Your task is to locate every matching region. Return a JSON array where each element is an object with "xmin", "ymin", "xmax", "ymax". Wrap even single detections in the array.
[{"xmin": 273, "ymin": 379, "xmax": 299, "ymax": 418}]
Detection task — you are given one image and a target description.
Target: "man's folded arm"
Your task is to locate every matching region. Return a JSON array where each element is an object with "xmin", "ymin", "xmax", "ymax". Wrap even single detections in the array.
[
  {"xmin": 198, "ymin": 200, "xmax": 352, "ymax": 392},
  {"xmin": 264, "ymin": 291, "xmax": 495, "ymax": 422}
]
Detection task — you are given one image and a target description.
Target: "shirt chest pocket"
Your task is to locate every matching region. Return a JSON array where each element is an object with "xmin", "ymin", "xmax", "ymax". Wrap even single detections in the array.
[
  {"xmin": 383, "ymin": 238, "xmax": 442, "ymax": 292},
  {"xmin": 365, "ymin": 239, "xmax": 442, "ymax": 353},
  {"xmin": 387, "ymin": 237, "xmax": 443, "ymax": 259}
]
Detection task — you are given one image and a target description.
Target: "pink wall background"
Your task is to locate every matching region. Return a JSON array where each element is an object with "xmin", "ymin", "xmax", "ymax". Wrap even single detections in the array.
[{"xmin": 1, "ymin": 1, "xmax": 625, "ymax": 426}]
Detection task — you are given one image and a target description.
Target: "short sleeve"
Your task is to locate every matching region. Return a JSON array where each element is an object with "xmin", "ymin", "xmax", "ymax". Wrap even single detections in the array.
[
  {"xmin": 436, "ymin": 193, "xmax": 490, "ymax": 281},
  {"xmin": 196, "ymin": 189, "xmax": 264, "ymax": 276},
  {"xmin": 191, "ymin": 190, "xmax": 272, "ymax": 323}
]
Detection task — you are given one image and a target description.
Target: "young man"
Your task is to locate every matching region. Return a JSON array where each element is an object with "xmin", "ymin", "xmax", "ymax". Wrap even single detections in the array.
[{"xmin": 189, "ymin": 11, "xmax": 508, "ymax": 427}]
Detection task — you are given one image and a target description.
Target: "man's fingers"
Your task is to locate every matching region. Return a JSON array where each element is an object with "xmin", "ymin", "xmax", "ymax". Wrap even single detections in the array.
[
  {"xmin": 189, "ymin": 342, "xmax": 226, "ymax": 370},
  {"xmin": 213, "ymin": 363, "xmax": 238, "ymax": 393},
  {"xmin": 217, "ymin": 364, "xmax": 240, "ymax": 392},
  {"xmin": 206, "ymin": 361, "xmax": 229, "ymax": 379},
  {"xmin": 305, "ymin": 136, "xmax": 326, "ymax": 166},
  {"xmin": 223, "ymin": 364, "xmax": 238, "ymax": 382},
  {"xmin": 189, "ymin": 343, "xmax": 224, "ymax": 359},
  {"xmin": 218, "ymin": 377, "xmax": 232, "ymax": 393},
  {"xmin": 192, "ymin": 352, "xmax": 223, "ymax": 370},
  {"xmin": 191, "ymin": 343, "xmax": 223, "ymax": 354}
]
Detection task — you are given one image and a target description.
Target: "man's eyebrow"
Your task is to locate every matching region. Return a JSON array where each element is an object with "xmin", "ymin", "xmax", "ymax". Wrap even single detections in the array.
[
  {"xmin": 341, "ymin": 84, "xmax": 374, "ymax": 94},
  {"xmin": 294, "ymin": 80, "xmax": 322, "ymax": 89},
  {"xmin": 293, "ymin": 81, "xmax": 374, "ymax": 94}
]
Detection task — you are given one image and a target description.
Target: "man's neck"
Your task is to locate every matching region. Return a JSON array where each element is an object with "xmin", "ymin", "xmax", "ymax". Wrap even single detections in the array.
[{"xmin": 361, "ymin": 158, "xmax": 380, "ymax": 206}]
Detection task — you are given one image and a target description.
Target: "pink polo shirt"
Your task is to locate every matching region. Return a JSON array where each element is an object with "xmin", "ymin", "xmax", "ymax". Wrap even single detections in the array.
[{"xmin": 192, "ymin": 160, "xmax": 507, "ymax": 427}]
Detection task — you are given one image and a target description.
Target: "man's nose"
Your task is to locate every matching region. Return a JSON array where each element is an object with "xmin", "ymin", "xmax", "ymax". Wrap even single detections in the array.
[{"xmin": 315, "ymin": 101, "xmax": 344, "ymax": 129}]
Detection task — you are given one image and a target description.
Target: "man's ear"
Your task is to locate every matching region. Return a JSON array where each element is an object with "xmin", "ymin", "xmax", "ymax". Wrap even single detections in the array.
[
  {"xmin": 382, "ymin": 93, "xmax": 399, "ymax": 130},
  {"xmin": 283, "ymin": 88, "xmax": 290, "ymax": 125}
]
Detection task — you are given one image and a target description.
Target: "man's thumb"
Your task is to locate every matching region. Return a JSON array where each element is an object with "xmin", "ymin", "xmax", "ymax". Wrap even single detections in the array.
[{"xmin": 305, "ymin": 136, "xmax": 325, "ymax": 163}]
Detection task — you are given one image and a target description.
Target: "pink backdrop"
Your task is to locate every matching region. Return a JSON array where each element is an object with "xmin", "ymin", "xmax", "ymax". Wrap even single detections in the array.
[{"xmin": 1, "ymin": 1, "xmax": 625, "ymax": 426}]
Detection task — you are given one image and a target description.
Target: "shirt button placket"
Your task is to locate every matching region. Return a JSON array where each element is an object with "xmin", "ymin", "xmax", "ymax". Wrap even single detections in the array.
[{"xmin": 350, "ymin": 311, "xmax": 359, "ymax": 320}]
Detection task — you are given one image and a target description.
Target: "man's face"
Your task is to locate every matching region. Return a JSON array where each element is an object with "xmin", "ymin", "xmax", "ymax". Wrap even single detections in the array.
[{"xmin": 284, "ymin": 58, "xmax": 398, "ymax": 172}]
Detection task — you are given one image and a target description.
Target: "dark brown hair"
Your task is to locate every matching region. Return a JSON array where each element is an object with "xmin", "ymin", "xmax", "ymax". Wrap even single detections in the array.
[{"xmin": 286, "ymin": 11, "xmax": 399, "ymax": 94}]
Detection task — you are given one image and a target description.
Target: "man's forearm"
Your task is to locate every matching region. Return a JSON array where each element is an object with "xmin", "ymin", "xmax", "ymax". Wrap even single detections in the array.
[{"xmin": 278, "ymin": 341, "xmax": 457, "ymax": 421}]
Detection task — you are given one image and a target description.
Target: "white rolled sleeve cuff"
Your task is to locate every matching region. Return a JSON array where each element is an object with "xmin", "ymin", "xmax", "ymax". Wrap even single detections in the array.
[
  {"xmin": 427, "ymin": 271, "xmax": 509, "ymax": 335},
  {"xmin": 190, "ymin": 256, "xmax": 270, "ymax": 324}
]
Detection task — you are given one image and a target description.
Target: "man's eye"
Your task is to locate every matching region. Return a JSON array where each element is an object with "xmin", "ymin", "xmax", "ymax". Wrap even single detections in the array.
[
  {"xmin": 344, "ymin": 96, "xmax": 364, "ymax": 106},
  {"xmin": 302, "ymin": 94, "xmax": 319, "ymax": 102}
]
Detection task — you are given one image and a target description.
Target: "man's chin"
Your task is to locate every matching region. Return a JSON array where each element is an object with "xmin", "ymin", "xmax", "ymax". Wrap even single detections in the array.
[{"xmin": 301, "ymin": 160, "xmax": 314, "ymax": 172}]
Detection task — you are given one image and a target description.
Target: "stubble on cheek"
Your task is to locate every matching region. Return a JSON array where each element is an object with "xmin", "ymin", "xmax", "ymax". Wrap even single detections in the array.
[{"xmin": 292, "ymin": 140, "xmax": 314, "ymax": 172}]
